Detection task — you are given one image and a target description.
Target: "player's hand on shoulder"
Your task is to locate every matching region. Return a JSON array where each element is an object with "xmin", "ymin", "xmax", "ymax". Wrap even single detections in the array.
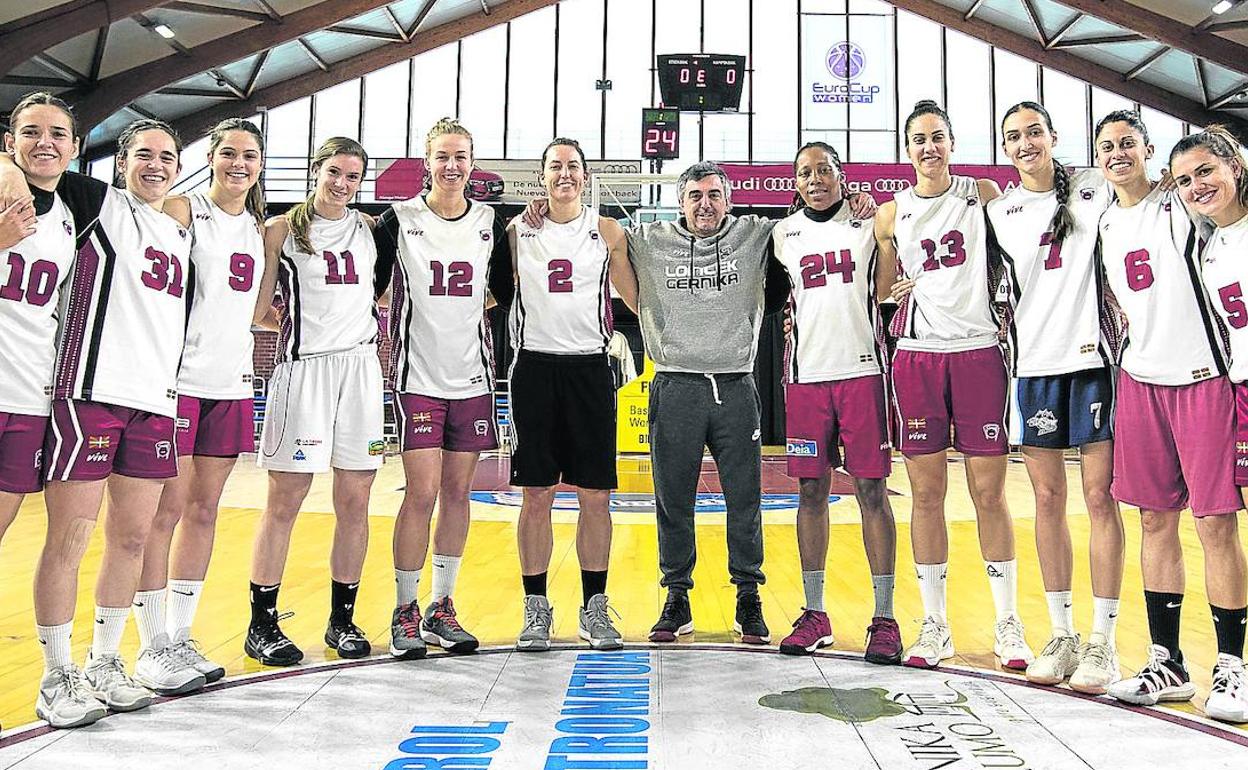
[
  {"xmin": 848, "ymin": 191, "xmax": 877, "ymax": 219},
  {"xmin": 0, "ymin": 197, "xmax": 37, "ymax": 248},
  {"xmin": 522, "ymin": 197, "xmax": 549, "ymax": 228}
]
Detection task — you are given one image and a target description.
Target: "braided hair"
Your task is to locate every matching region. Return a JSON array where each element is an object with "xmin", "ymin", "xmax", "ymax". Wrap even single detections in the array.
[
  {"xmin": 1169, "ymin": 125, "xmax": 1248, "ymax": 212},
  {"xmin": 1001, "ymin": 101, "xmax": 1074, "ymax": 242},
  {"xmin": 788, "ymin": 141, "xmax": 845, "ymax": 215}
]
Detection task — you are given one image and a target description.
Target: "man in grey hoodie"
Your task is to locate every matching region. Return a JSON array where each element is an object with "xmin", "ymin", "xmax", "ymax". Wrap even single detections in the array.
[{"xmin": 628, "ymin": 161, "xmax": 789, "ymax": 645}]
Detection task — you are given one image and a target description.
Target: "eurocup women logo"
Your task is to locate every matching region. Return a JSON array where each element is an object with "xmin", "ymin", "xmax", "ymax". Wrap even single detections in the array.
[{"xmin": 826, "ymin": 41, "xmax": 865, "ymax": 80}]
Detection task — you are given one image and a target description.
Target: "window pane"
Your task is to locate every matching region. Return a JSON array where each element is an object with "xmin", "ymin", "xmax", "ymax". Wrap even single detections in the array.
[
  {"xmin": 362, "ymin": 61, "xmax": 410, "ymax": 160},
  {"xmin": 555, "ymin": 0, "xmax": 604, "ymax": 158},
  {"xmin": 1140, "ymin": 106, "xmax": 1184, "ymax": 177},
  {"xmin": 753, "ymin": 0, "xmax": 799, "ymax": 160},
  {"xmin": 993, "ymin": 48, "xmax": 1037, "ymax": 163},
  {"xmin": 265, "ymin": 97, "xmax": 310, "ymax": 203},
  {"xmin": 944, "ymin": 29, "xmax": 991, "ymax": 163},
  {"xmin": 312, "ymin": 79, "xmax": 361, "ymax": 149},
  {"xmin": 704, "ymin": 113, "xmax": 750, "ymax": 161},
  {"xmin": 410, "ymin": 44, "xmax": 459, "ymax": 158},
  {"xmin": 458, "ymin": 25, "xmax": 507, "ymax": 158},
  {"xmin": 896, "ymin": 10, "xmax": 941, "ymax": 160},
  {"xmin": 1041, "ymin": 68, "xmax": 1090, "ymax": 168},
  {"xmin": 846, "ymin": 12, "xmax": 895, "ymax": 132},
  {"xmin": 849, "ymin": 131, "xmax": 896, "ymax": 163},
  {"xmin": 604, "ymin": 0, "xmax": 652, "ymax": 158},
  {"xmin": 1091, "ymin": 86, "xmax": 1134, "ymax": 134},
  {"xmin": 801, "ymin": 14, "xmax": 849, "ymax": 131},
  {"xmin": 507, "ymin": 6, "xmax": 556, "ymax": 159}
]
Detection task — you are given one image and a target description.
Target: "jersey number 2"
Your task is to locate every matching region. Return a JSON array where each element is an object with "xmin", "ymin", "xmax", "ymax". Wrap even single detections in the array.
[
  {"xmin": 0, "ymin": 252, "xmax": 58, "ymax": 306},
  {"xmin": 548, "ymin": 259, "xmax": 573, "ymax": 293}
]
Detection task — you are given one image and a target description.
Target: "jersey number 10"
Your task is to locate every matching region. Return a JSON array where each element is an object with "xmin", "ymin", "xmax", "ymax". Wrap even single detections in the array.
[{"xmin": 0, "ymin": 252, "xmax": 58, "ymax": 306}]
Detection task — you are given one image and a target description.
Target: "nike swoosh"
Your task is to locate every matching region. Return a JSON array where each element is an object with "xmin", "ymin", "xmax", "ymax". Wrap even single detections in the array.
[
  {"xmin": 344, "ymin": 604, "xmax": 353, "ymax": 610},
  {"xmin": 258, "ymin": 585, "xmax": 279, "ymax": 593},
  {"xmin": 133, "ymin": 602, "xmax": 144, "ymax": 608},
  {"xmin": 172, "ymin": 590, "xmax": 194, "ymax": 596},
  {"xmin": 1108, "ymin": 613, "xmax": 1118, "ymax": 619},
  {"xmin": 1166, "ymin": 602, "xmax": 1182, "ymax": 609},
  {"xmin": 1063, "ymin": 603, "xmax": 1072, "ymax": 609},
  {"xmin": 96, "ymin": 618, "xmax": 105, "ymax": 624}
]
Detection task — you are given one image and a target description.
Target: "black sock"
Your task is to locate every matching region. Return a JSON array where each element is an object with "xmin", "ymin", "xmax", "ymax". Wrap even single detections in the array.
[
  {"xmin": 250, "ymin": 582, "xmax": 279, "ymax": 627},
  {"xmin": 1212, "ymin": 604, "xmax": 1248, "ymax": 658},
  {"xmin": 330, "ymin": 580, "xmax": 359, "ymax": 625},
  {"xmin": 737, "ymin": 582, "xmax": 759, "ymax": 598},
  {"xmin": 1144, "ymin": 590, "xmax": 1184, "ymax": 663},
  {"xmin": 581, "ymin": 570, "xmax": 608, "ymax": 607},
  {"xmin": 523, "ymin": 572, "xmax": 547, "ymax": 598}
]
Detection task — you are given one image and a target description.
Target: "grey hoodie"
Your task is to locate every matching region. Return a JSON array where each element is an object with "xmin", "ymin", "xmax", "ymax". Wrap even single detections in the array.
[{"xmin": 627, "ymin": 213, "xmax": 776, "ymax": 374}]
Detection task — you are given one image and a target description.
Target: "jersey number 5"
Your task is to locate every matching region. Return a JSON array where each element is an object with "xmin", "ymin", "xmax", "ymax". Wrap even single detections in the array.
[
  {"xmin": 0, "ymin": 252, "xmax": 59, "ymax": 307},
  {"xmin": 1219, "ymin": 282, "xmax": 1248, "ymax": 329},
  {"xmin": 799, "ymin": 250, "xmax": 855, "ymax": 288},
  {"xmin": 920, "ymin": 229, "xmax": 967, "ymax": 271}
]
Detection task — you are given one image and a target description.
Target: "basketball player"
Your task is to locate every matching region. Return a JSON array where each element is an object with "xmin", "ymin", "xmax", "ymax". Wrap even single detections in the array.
[
  {"xmin": 510, "ymin": 138, "xmax": 633, "ymax": 652},
  {"xmin": 770, "ymin": 142, "xmax": 902, "ymax": 663},
  {"xmin": 0, "ymin": 93, "xmax": 105, "ymax": 729},
  {"xmin": 372, "ymin": 118, "xmax": 513, "ymax": 659},
  {"xmin": 246, "ymin": 137, "xmax": 384, "ymax": 666},
  {"xmin": 1129, "ymin": 125, "xmax": 1248, "ymax": 722},
  {"xmin": 880, "ymin": 101, "xmax": 1033, "ymax": 671},
  {"xmin": 0, "ymin": 116, "xmax": 196, "ymax": 717},
  {"xmin": 132, "ymin": 119, "xmax": 271, "ymax": 687},
  {"xmin": 988, "ymin": 101, "xmax": 1125, "ymax": 693}
]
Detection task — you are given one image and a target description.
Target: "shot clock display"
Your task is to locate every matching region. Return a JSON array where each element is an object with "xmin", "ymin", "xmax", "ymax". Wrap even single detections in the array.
[
  {"xmin": 641, "ymin": 108, "xmax": 680, "ymax": 159},
  {"xmin": 656, "ymin": 53, "xmax": 746, "ymax": 112}
]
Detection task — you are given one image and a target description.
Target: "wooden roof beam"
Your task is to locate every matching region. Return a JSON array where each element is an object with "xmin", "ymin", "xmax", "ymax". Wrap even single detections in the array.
[{"xmin": 0, "ymin": 1, "xmax": 172, "ymax": 76}]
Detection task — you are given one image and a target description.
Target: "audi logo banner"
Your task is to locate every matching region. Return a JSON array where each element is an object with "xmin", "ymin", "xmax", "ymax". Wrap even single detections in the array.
[{"xmin": 719, "ymin": 162, "xmax": 1024, "ymax": 206}]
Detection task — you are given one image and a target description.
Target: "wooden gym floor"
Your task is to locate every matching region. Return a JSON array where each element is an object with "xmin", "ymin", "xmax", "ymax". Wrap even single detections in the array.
[{"xmin": 1, "ymin": 450, "xmax": 1245, "ymax": 733}]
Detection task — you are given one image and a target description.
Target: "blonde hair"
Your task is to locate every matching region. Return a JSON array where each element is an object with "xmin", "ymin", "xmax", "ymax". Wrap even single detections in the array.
[
  {"xmin": 425, "ymin": 117, "xmax": 473, "ymax": 158},
  {"xmin": 208, "ymin": 118, "xmax": 266, "ymax": 229},
  {"xmin": 1169, "ymin": 125, "xmax": 1248, "ymax": 212},
  {"xmin": 287, "ymin": 137, "xmax": 368, "ymax": 255}
]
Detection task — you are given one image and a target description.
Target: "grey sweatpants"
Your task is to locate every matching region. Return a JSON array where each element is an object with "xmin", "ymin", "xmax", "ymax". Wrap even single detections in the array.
[{"xmin": 648, "ymin": 372, "xmax": 765, "ymax": 593}]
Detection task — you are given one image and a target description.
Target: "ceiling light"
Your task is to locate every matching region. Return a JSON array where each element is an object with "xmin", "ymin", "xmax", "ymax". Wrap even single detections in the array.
[{"xmin": 153, "ymin": 23, "xmax": 175, "ymax": 39}]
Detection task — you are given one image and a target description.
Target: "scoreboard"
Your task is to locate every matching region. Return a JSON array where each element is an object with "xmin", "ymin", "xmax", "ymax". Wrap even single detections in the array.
[
  {"xmin": 641, "ymin": 108, "xmax": 680, "ymax": 159},
  {"xmin": 656, "ymin": 53, "xmax": 746, "ymax": 112}
]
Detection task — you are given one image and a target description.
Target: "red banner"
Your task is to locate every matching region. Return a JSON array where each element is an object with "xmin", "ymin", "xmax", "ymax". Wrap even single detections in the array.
[{"xmin": 719, "ymin": 162, "xmax": 1023, "ymax": 206}]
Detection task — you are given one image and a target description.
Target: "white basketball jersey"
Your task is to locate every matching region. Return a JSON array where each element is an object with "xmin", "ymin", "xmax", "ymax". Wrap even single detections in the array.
[
  {"xmin": 277, "ymin": 209, "xmax": 379, "ymax": 361},
  {"xmin": 892, "ymin": 176, "xmax": 999, "ymax": 352},
  {"xmin": 510, "ymin": 206, "xmax": 612, "ymax": 355},
  {"xmin": 179, "ymin": 194, "xmax": 264, "ymax": 399},
  {"xmin": 1200, "ymin": 214, "xmax": 1248, "ymax": 383},
  {"xmin": 54, "ymin": 188, "xmax": 191, "ymax": 417},
  {"xmin": 989, "ymin": 169, "xmax": 1113, "ymax": 377},
  {"xmin": 1099, "ymin": 187, "xmax": 1224, "ymax": 385},
  {"xmin": 388, "ymin": 197, "xmax": 498, "ymax": 398},
  {"xmin": 772, "ymin": 205, "xmax": 881, "ymax": 383},
  {"xmin": 0, "ymin": 193, "xmax": 75, "ymax": 416}
]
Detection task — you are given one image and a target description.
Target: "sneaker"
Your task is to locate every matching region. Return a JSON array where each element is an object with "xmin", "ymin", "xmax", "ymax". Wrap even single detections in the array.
[
  {"xmin": 864, "ymin": 617, "xmax": 903, "ymax": 665},
  {"xmin": 325, "ymin": 619, "xmax": 371, "ymax": 659},
  {"xmin": 1205, "ymin": 654, "xmax": 1248, "ymax": 723},
  {"xmin": 1069, "ymin": 638, "xmax": 1120, "ymax": 694},
  {"xmin": 1026, "ymin": 634, "xmax": 1080, "ymax": 685},
  {"xmin": 389, "ymin": 600, "xmax": 428, "ymax": 660},
  {"xmin": 904, "ymin": 617, "xmax": 953, "ymax": 669},
  {"xmin": 734, "ymin": 592, "xmax": 771, "ymax": 645},
  {"xmin": 83, "ymin": 652, "xmax": 152, "ymax": 712},
  {"xmin": 134, "ymin": 641, "xmax": 207, "ymax": 695},
  {"xmin": 244, "ymin": 615, "xmax": 303, "ymax": 667},
  {"xmin": 779, "ymin": 609, "xmax": 833, "ymax": 655},
  {"xmin": 168, "ymin": 638, "xmax": 225, "ymax": 683},
  {"xmin": 422, "ymin": 596, "xmax": 479, "ymax": 654},
  {"xmin": 994, "ymin": 616, "xmax": 1034, "ymax": 671},
  {"xmin": 579, "ymin": 593, "xmax": 624, "ymax": 650},
  {"xmin": 649, "ymin": 590, "xmax": 693, "ymax": 643},
  {"xmin": 35, "ymin": 665, "xmax": 107, "ymax": 729},
  {"xmin": 517, "ymin": 594, "xmax": 553, "ymax": 652},
  {"xmin": 1107, "ymin": 644, "xmax": 1196, "ymax": 706}
]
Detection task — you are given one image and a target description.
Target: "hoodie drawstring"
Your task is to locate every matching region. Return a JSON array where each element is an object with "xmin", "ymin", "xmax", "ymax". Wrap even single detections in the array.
[{"xmin": 704, "ymin": 373, "xmax": 722, "ymax": 405}]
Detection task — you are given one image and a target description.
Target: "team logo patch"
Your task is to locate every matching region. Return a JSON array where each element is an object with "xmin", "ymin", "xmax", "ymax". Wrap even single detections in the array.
[
  {"xmin": 1026, "ymin": 409, "xmax": 1058, "ymax": 437},
  {"xmin": 474, "ymin": 420, "xmax": 489, "ymax": 436},
  {"xmin": 368, "ymin": 440, "xmax": 385, "ymax": 456},
  {"xmin": 412, "ymin": 412, "xmax": 434, "ymax": 423},
  {"xmin": 1080, "ymin": 188, "xmax": 1095, "ymax": 201},
  {"xmin": 590, "ymin": 231, "xmax": 600, "ymax": 240},
  {"xmin": 175, "ymin": 417, "xmax": 191, "ymax": 431},
  {"xmin": 982, "ymin": 423, "xmax": 1001, "ymax": 441},
  {"xmin": 63, "ymin": 220, "xmax": 72, "ymax": 236},
  {"xmin": 155, "ymin": 441, "xmax": 172, "ymax": 460},
  {"xmin": 33, "ymin": 449, "xmax": 42, "ymax": 470},
  {"xmin": 293, "ymin": 449, "xmax": 306, "ymax": 461},
  {"xmin": 480, "ymin": 230, "xmax": 491, "ymax": 241},
  {"xmin": 88, "ymin": 435, "xmax": 110, "ymax": 449},
  {"xmin": 786, "ymin": 438, "xmax": 818, "ymax": 458},
  {"xmin": 966, "ymin": 197, "xmax": 977, "ymax": 207},
  {"xmin": 851, "ymin": 220, "xmax": 862, "ymax": 228},
  {"xmin": 906, "ymin": 418, "xmax": 926, "ymax": 430}
]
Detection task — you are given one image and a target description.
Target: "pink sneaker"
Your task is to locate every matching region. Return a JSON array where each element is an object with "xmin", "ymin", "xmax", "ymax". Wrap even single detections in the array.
[
  {"xmin": 864, "ymin": 617, "xmax": 903, "ymax": 665},
  {"xmin": 779, "ymin": 609, "xmax": 834, "ymax": 655}
]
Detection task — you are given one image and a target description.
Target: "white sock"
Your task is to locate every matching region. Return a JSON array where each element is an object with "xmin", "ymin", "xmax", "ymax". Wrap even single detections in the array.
[
  {"xmin": 37, "ymin": 622, "xmax": 74, "ymax": 671},
  {"xmin": 1045, "ymin": 590, "xmax": 1074, "ymax": 637},
  {"xmin": 167, "ymin": 579, "xmax": 204, "ymax": 643},
  {"xmin": 396, "ymin": 568, "xmax": 421, "ymax": 607},
  {"xmin": 431, "ymin": 554, "xmax": 461, "ymax": 603},
  {"xmin": 916, "ymin": 563, "xmax": 948, "ymax": 623},
  {"xmin": 801, "ymin": 570, "xmax": 825, "ymax": 612},
  {"xmin": 132, "ymin": 589, "xmax": 168, "ymax": 651},
  {"xmin": 985, "ymin": 559, "xmax": 1018, "ymax": 622},
  {"xmin": 872, "ymin": 574, "xmax": 895, "ymax": 619},
  {"xmin": 1091, "ymin": 595, "xmax": 1120, "ymax": 646},
  {"xmin": 91, "ymin": 606, "xmax": 130, "ymax": 660}
]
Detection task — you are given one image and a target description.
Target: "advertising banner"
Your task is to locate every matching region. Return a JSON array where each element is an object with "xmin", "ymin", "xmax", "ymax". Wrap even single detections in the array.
[
  {"xmin": 375, "ymin": 158, "xmax": 643, "ymax": 204},
  {"xmin": 802, "ymin": 14, "xmax": 896, "ymax": 132},
  {"xmin": 719, "ymin": 162, "xmax": 1024, "ymax": 206}
]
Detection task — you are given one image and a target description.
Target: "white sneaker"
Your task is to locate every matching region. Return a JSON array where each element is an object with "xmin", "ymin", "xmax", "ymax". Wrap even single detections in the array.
[
  {"xmin": 169, "ymin": 638, "xmax": 225, "ymax": 683},
  {"xmin": 135, "ymin": 641, "xmax": 207, "ymax": 695},
  {"xmin": 1069, "ymin": 638, "xmax": 1120, "ymax": 694},
  {"xmin": 1026, "ymin": 634, "xmax": 1080, "ymax": 685},
  {"xmin": 1107, "ymin": 644, "xmax": 1195, "ymax": 706},
  {"xmin": 903, "ymin": 617, "xmax": 953, "ymax": 669},
  {"xmin": 516, "ymin": 595, "xmax": 553, "ymax": 652},
  {"xmin": 35, "ymin": 665, "xmax": 107, "ymax": 728},
  {"xmin": 1205, "ymin": 653, "xmax": 1248, "ymax": 723},
  {"xmin": 994, "ymin": 615, "xmax": 1034, "ymax": 671},
  {"xmin": 84, "ymin": 652, "xmax": 153, "ymax": 712}
]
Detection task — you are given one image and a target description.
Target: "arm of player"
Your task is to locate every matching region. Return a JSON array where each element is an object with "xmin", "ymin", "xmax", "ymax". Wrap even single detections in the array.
[
  {"xmin": 873, "ymin": 200, "xmax": 904, "ymax": 303},
  {"xmin": 763, "ymin": 239, "xmax": 791, "ymax": 316},
  {"xmin": 162, "ymin": 195, "xmax": 191, "ymax": 229},
  {"xmin": 486, "ymin": 215, "xmax": 515, "ymax": 309},
  {"xmin": 601, "ymin": 217, "xmax": 638, "ymax": 314},
  {"xmin": 976, "ymin": 178, "xmax": 1003, "ymax": 206},
  {"xmin": 0, "ymin": 153, "xmax": 34, "ymax": 211},
  {"xmin": 0, "ymin": 198, "xmax": 37, "ymax": 249},
  {"xmin": 521, "ymin": 197, "xmax": 549, "ymax": 229},
  {"xmin": 253, "ymin": 215, "xmax": 287, "ymax": 329},
  {"xmin": 371, "ymin": 208, "xmax": 399, "ymax": 301}
]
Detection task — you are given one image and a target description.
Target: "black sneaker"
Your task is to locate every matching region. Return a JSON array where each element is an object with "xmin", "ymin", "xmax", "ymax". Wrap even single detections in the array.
[
  {"xmin": 244, "ymin": 618, "xmax": 303, "ymax": 667},
  {"xmin": 325, "ymin": 620, "xmax": 371, "ymax": 659},
  {"xmin": 648, "ymin": 590, "xmax": 693, "ymax": 642},
  {"xmin": 734, "ymin": 592, "xmax": 770, "ymax": 645}
]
